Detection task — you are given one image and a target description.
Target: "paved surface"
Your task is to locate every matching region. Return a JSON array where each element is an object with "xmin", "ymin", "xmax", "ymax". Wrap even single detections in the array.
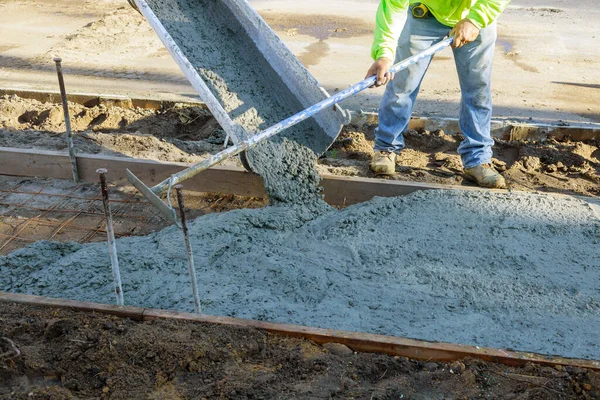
[{"xmin": 0, "ymin": 0, "xmax": 598, "ymax": 122}]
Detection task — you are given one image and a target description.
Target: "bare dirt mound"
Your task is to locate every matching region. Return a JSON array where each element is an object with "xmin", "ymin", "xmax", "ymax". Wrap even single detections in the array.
[
  {"xmin": 0, "ymin": 95, "xmax": 233, "ymax": 164},
  {"xmin": 319, "ymin": 127, "xmax": 600, "ymax": 197},
  {"xmin": 1, "ymin": 302, "xmax": 598, "ymax": 399}
]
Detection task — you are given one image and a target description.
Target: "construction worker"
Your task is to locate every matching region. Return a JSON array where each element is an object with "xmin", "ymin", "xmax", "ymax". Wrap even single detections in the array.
[{"xmin": 366, "ymin": 0, "xmax": 510, "ymax": 188}]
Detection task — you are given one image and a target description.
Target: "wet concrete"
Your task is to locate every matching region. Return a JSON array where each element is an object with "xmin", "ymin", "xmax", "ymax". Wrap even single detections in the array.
[
  {"xmin": 2, "ymin": 190, "xmax": 599, "ymax": 360},
  {"xmin": 144, "ymin": 0, "xmax": 335, "ymax": 202}
]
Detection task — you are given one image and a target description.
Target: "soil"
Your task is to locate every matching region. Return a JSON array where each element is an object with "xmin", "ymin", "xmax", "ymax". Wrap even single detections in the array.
[
  {"xmin": 1, "ymin": 302, "xmax": 599, "ymax": 400},
  {"xmin": 2, "ymin": 95, "xmax": 598, "ymax": 198}
]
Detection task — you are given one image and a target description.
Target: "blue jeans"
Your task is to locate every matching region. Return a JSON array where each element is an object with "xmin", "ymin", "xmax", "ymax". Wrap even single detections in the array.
[{"xmin": 374, "ymin": 12, "xmax": 497, "ymax": 169}]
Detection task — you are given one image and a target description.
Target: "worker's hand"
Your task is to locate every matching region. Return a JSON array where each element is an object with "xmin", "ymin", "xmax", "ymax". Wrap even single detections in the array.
[
  {"xmin": 450, "ymin": 19, "xmax": 480, "ymax": 49},
  {"xmin": 365, "ymin": 57, "xmax": 395, "ymax": 87}
]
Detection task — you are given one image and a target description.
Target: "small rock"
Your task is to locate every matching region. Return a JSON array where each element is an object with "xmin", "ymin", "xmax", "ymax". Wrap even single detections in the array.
[
  {"xmin": 449, "ymin": 361, "xmax": 466, "ymax": 374},
  {"xmin": 63, "ymin": 379, "xmax": 81, "ymax": 391},
  {"xmin": 323, "ymin": 342, "xmax": 353, "ymax": 357},
  {"xmin": 556, "ymin": 161, "xmax": 567, "ymax": 171},
  {"xmin": 554, "ymin": 364, "xmax": 564, "ymax": 371},
  {"xmin": 546, "ymin": 164, "xmax": 558, "ymax": 173},
  {"xmin": 102, "ymin": 322, "xmax": 114, "ymax": 330},
  {"xmin": 583, "ymin": 383, "xmax": 592, "ymax": 391},
  {"xmin": 18, "ymin": 110, "xmax": 40, "ymax": 124},
  {"xmin": 187, "ymin": 361, "xmax": 198, "ymax": 372},
  {"xmin": 433, "ymin": 152, "xmax": 448, "ymax": 163},
  {"xmin": 492, "ymin": 158, "xmax": 507, "ymax": 172},
  {"xmin": 45, "ymin": 319, "xmax": 76, "ymax": 339},
  {"xmin": 423, "ymin": 362, "xmax": 438, "ymax": 371},
  {"xmin": 521, "ymin": 156, "xmax": 541, "ymax": 171}
]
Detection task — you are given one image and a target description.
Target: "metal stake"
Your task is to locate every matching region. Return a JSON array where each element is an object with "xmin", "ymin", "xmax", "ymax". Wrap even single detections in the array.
[
  {"xmin": 174, "ymin": 185, "xmax": 201, "ymax": 313},
  {"xmin": 97, "ymin": 168, "xmax": 124, "ymax": 306},
  {"xmin": 53, "ymin": 57, "xmax": 79, "ymax": 182}
]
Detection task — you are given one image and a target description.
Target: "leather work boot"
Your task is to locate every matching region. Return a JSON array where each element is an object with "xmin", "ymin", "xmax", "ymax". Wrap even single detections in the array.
[
  {"xmin": 464, "ymin": 163, "xmax": 506, "ymax": 189},
  {"xmin": 370, "ymin": 151, "xmax": 397, "ymax": 175}
]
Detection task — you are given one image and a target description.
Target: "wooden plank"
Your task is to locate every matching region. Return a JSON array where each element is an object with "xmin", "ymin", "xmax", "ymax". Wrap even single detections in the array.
[
  {"xmin": 0, "ymin": 87, "xmax": 204, "ymax": 111},
  {"xmin": 1, "ymin": 292, "xmax": 598, "ymax": 370},
  {"xmin": 321, "ymin": 174, "xmax": 490, "ymax": 206},
  {"xmin": 3, "ymin": 147, "xmax": 595, "ymax": 207},
  {"xmin": 2, "ymin": 147, "xmax": 599, "ymax": 209},
  {"xmin": 0, "ymin": 147, "xmax": 267, "ymax": 198},
  {"xmin": 349, "ymin": 112, "xmax": 600, "ymax": 141},
  {"xmin": 143, "ymin": 309, "xmax": 600, "ymax": 370},
  {"xmin": 0, "ymin": 292, "xmax": 144, "ymax": 321},
  {"xmin": 0, "ymin": 147, "xmax": 465, "ymax": 205}
]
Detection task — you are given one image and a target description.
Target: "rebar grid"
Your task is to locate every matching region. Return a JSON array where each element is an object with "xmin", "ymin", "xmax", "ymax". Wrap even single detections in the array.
[{"xmin": 0, "ymin": 182, "xmax": 158, "ymax": 255}]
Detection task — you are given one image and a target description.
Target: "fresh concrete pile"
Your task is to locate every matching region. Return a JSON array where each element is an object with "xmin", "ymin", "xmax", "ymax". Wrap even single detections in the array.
[{"xmin": 2, "ymin": 189, "xmax": 599, "ymax": 360}]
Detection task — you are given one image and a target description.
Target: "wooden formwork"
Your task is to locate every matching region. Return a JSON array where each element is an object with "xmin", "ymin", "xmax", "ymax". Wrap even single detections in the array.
[
  {"xmin": 1, "ymin": 292, "xmax": 599, "ymax": 370},
  {"xmin": 0, "ymin": 146, "xmax": 492, "ymax": 208}
]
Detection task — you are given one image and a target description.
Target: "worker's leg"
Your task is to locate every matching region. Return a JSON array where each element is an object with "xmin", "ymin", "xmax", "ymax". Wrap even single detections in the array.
[
  {"xmin": 452, "ymin": 23, "xmax": 497, "ymax": 169},
  {"xmin": 374, "ymin": 14, "xmax": 448, "ymax": 153}
]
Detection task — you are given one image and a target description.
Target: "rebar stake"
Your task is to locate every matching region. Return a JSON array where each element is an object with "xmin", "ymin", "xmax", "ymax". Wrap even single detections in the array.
[
  {"xmin": 97, "ymin": 168, "xmax": 124, "ymax": 306},
  {"xmin": 53, "ymin": 57, "xmax": 79, "ymax": 182},
  {"xmin": 174, "ymin": 185, "xmax": 201, "ymax": 314}
]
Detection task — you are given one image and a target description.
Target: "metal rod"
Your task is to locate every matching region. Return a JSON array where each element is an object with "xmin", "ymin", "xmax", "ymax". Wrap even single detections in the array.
[
  {"xmin": 174, "ymin": 185, "xmax": 201, "ymax": 313},
  {"xmin": 53, "ymin": 57, "xmax": 79, "ymax": 182},
  {"xmin": 97, "ymin": 168, "xmax": 124, "ymax": 306},
  {"xmin": 147, "ymin": 37, "xmax": 454, "ymax": 195}
]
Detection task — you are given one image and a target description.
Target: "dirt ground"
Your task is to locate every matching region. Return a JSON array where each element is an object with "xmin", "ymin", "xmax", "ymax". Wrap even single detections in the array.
[
  {"xmin": 1, "ymin": 0, "xmax": 599, "ymax": 123},
  {"xmin": 2, "ymin": 95, "xmax": 598, "ymax": 198},
  {"xmin": 0, "ymin": 302, "xmax": 598, "ymax": 400}
]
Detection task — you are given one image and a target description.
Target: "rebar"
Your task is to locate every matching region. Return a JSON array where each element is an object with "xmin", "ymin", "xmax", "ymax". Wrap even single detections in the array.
[
  {"xmin": 97, "ymin": 168, "xmax": 124, "ymax": 306},
  {"xmin": 53, "ymin": 57, "xmax": 79, "ymax": 182},
  {"xmin": 174, "ymin": 185, "xmax": 201, "ymax": 313}
]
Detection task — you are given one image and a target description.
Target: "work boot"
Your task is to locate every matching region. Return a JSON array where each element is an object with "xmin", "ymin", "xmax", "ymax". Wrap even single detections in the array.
[
  {"xmin": 370, "ymin": 151, "xmax": 396, "ymax": 175},
  {"xmin": 464, "ymin": 163, "xmax": 506, "ymax": 189}
]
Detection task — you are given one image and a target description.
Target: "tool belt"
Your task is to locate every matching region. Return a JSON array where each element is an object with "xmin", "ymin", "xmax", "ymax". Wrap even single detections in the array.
[{"xmin": 411, "ymin": 3, "xmax": 430, "ymax": 19}]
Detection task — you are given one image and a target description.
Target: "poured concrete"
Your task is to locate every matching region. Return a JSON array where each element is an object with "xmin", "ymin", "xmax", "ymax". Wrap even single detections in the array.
[{"xmin": 2, "ymin": 190, "xmax": 599, "ymax": 360}]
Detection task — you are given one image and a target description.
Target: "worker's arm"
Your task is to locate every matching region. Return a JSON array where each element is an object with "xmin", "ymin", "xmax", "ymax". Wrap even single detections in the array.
[
  {"xmin": 451, "ymin": 0, "xmax": 510, "ymax": 48},
  {"xmin": 367, "ymin": 0, "xmax": 409, "ymax": 87}
]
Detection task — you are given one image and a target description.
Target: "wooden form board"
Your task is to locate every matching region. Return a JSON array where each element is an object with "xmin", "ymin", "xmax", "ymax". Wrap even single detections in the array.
[
  {"xmin": 1, "ymin": 292, "xmax": 599, "ymax": 370},
  {"xmin": 351, "ymin": 112, "xmax": 600, "ymax": 141},
  {"xmin": 0, "ymin": 147, "xmax": 487, "ymax": 206},
  {"xmin": 0, "ymin": 87, "xmax": 204, "ymax": 111}
]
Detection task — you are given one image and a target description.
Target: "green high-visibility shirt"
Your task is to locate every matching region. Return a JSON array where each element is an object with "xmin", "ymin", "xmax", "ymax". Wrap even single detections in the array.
[{"xmin": 372, "ymin": 0, "xmax": 511, "ymax": 60}]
